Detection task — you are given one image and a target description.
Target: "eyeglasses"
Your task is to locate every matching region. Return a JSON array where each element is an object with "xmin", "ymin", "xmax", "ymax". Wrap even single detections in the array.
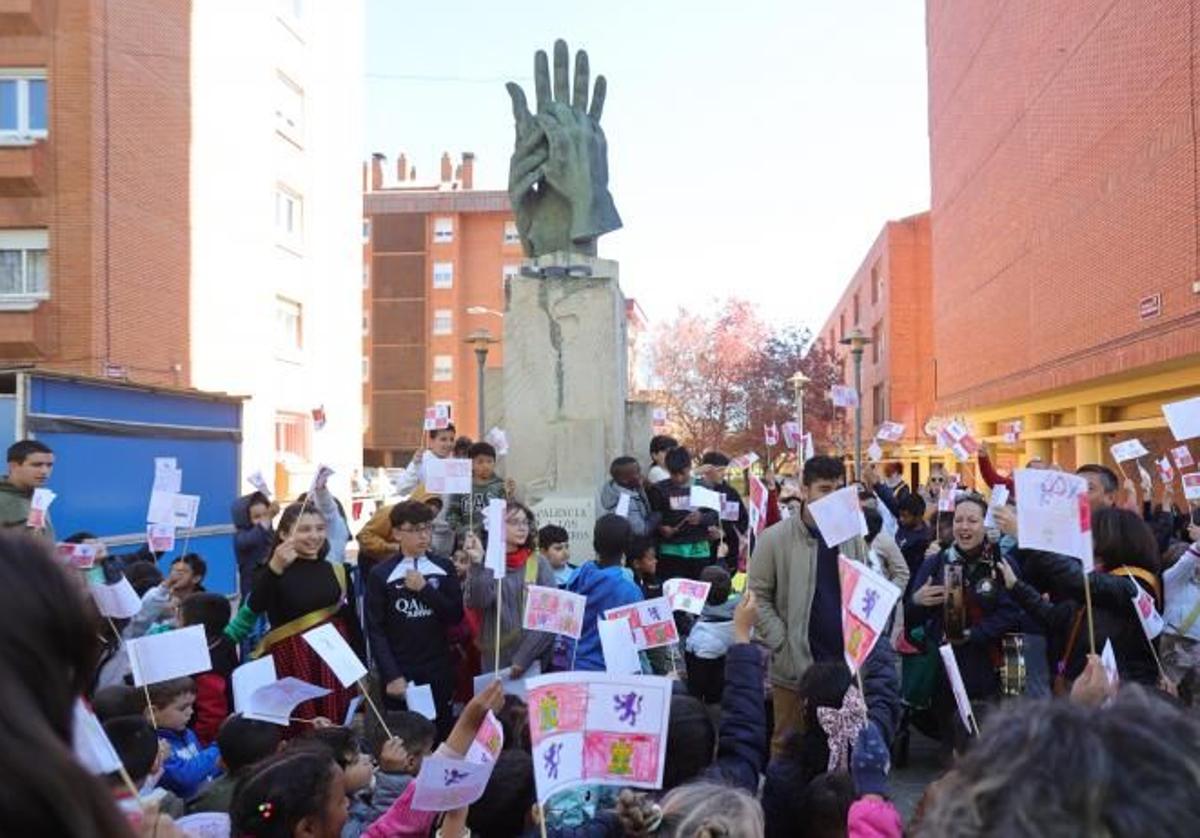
[
  {"xmin": 398, "ymin": 524, "xmax": 433, "ymax": 535},
  {"xmin": 930, "ymin": 477, "xmax": 946, "ymax": 484},
  {"xmin": 507, "ymin": 518, "xmax": 531, "ymax": 529}
]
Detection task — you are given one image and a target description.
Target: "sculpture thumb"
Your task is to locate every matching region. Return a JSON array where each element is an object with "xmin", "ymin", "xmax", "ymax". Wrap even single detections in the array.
[{"xmin": 506, "ymin": 82, "xmax": 531, "ymax": 124}]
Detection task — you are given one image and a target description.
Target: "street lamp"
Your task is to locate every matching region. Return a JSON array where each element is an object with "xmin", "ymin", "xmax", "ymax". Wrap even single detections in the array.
[
  {"xmin": 465, "ymin": 329, "xmax": 499, "ymax": 439},
  {"xmin": 789, "ymin": 370, "xmax": 810, "ymax": 455},
  {"xmin": 839, "ymin": 327, "xmax": 872, "ymax": 481}
]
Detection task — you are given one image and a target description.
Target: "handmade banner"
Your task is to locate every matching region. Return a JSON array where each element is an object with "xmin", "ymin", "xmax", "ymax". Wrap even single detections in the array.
[
  {"xmin": 729, "ymin": 452, "xmax": 759, "ymax": 471},
  {"xmin": 802, "ymin": 432, "xmax": 815, "ymax": 461},
  {"xmin": 57, "ymin": 542, "xmax": 98, "ymax": 570},
  {"xmin": 808, "ymin": 486, "xmax": 868, "ymax": 547},
  {"xmin": 652, "ymin": 408, "xmax": 668, "ymax": 429},
  {"xmin": 466, "ymin": 710, "xmax": 505, "ymax": 765},
  {"xmin": 603, "ymin": 598, "xmax": 679, "ymax": 650},
  {"xmin": 1013, "ymin": 470, "xmax": 1093, "ymax": 571},
  {"xmin": 747, "ymin": 475, "xmax": 768, "ymax": 537},
  {"xmin": 147, "ymin": 523, "xmax": 176, "ymax": 553},
  {"xmin": 614, "ymin": 492, "xmax": 631, "ymax": 518},
  {"xmin": 424, "ymin": 458, "xmax": 472, "ymax": 495},
  {"xmin": 73, "ymin": 699, "xmax": 124, "ymax": 776},
  {"xmin": 523, "ymin": 585, "xmax": 587, "ymax": 639},
  {"xmin": 782, "ymin": 421, "xmax": 802, "ymax": 450},
  {"xmin": 1002, "ymin": 420, "xmax": 1023, "ymax": 443},
  {"xmin": 1101, "ymin": 639, "xmax": 1119, "ymax": 686},
  {"xmin": 663, "ymin": 578, "xmax": 711, "ymax": 615},
  {"xmin": 308, "ymin": 464, "xmax": 334, "ymax": 495},
  {"xmin": 720, "ymin": 495, "xmax": 742, "ymax": 522},
  {"xmin": 1129, "ymin": 578, "xmax": 1164, "ymax": 641},
  {"xmin": 153, "ymin": 457, "xmax": 182, "ymax": 494},
  {"xmin": 302, "ymin": 623, "xmax": 368, "ymax": 687},
  {"xmin": 411, "ymin": 756, "xmax": 496, "ymax": 812},
  {"xmin": 423, "ymin": 405, "xmax": 451, "ymax": 431},
  {"xmin": 27, "ymin": 487, "xmax": 55, "ymax": 529},
  {"xmin": 527, "ymin": 672, "xmax": 672, "ymax": 803},
  {"xmin": 838, "ymin": 556, "xmax": 901, "ymax": 673},
  {"xmin": 1162, "ymin": 396, "xmax": 1200, "ymax": 442},
  {"xmin": 937, "ymin": 475, "xmax": 960, "ymax": 513},
  {"xmin": 831, "ymin": 385, "xmax": 859, "ymax": 408},
  {"xmin": 128, "ymin": 625, "xmax": 213, "ymax": 687},
  {"xmin": 1157, "ymin": 456, "xmax": 1175, "ymax": 485},
  {"xmin": 984, "ymin": 485, "xmax": 1009, "ymax": 529},
  {"xmin": 875, "ymin": 421, "xmax": 905, "ymax": 442},
  {"xmin": 1110, "ymin": 439, "xmax": 1150, "ymax": 463},
  {"xmin": 1173, "ymin": 445, "xmax": 1195, "ymax": 469},
  {"xmin": 763, "ymin": 423, "xmax": 779, "ymax": 447},
  {"xmin": 148, "ymin": 492, "xmax": 199, "ymax": 530},
  {"xmin": 1185, "ymin": 473, "xmax": 1200, "ymax": 501}
]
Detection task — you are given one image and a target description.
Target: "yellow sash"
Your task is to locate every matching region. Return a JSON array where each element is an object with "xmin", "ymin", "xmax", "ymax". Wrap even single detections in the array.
[{"xmin": 251, "ymin": 563, "xmax": 347, "ymax": 659}]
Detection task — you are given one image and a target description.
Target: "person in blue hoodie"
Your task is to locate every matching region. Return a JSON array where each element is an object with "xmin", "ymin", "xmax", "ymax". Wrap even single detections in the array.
[
  {"xmin": 230, "ymin": 491, "xmax": 278, "ymax": 598},
  {"xmin": 148, "ymin": 676, "xmax": 221, "ymax": 801},
  {"xmin": 566, "ymin": 514, "xmax": 644, "ymax": 671}
]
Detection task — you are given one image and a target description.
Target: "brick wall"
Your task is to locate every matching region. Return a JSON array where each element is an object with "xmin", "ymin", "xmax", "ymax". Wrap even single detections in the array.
[{"xmin": 928, "ymin": 0, "xmax": 1200, "ymax": 411}]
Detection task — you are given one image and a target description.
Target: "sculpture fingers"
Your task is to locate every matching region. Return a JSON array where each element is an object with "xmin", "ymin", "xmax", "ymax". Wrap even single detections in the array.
[
  {"xmin": 572, "ymin": 50, "xmax": 589, "ymax": 112},
  {"xmin": 505, "ymin": 82, "xmax": 533, "ymax": 128},
  {"xmin": 553, "ymin": 39, "xmax": 570, "ymax": 104},
  {"xmin": 589, "ymin": 75, "xmax": 607, "ymax": 122},
  {"xmin": 534, "ymin": 49, "xmax": 551, "ymax": 110}
]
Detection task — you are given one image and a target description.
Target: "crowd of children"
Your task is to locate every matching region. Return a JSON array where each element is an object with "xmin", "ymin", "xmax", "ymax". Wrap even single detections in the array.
[{"xmin": 8, "ymin": 428, "xmax": 1200, "ymax": 837}]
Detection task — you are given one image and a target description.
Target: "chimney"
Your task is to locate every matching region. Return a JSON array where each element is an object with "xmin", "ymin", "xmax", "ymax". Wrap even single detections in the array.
[
  {"xmin": 440, "ymin": 152, "xmax": 452, "ymax": 183},
  {"xmin": 396, "ymin": 153, "xmax": 407, "ymax": 183},
  {"xmin": 461, "ymin": 152, "xmax": 475, "ymax": 190},
  {"xmin": 370, "ymin": 152, "xmax": 385, "ymax": 190}
]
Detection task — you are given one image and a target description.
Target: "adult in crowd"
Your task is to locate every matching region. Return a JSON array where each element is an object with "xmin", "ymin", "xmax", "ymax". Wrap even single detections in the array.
[
  {"xmin": 0, "ymin": 439, "xmax": 55, "ymax": 541},
  {"xmin": 749, "ymin": 455, "xmax": 900, "ymax": 757},
  {"xmin": 909, "ymin": 493, "xmax": 1022, "ymax": 752}
]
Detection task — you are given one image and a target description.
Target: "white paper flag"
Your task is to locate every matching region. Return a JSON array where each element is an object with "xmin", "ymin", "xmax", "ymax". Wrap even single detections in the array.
[
  {"xmin": 128, "ymin": 625, "xmax": 212, "ymax": 687},
  {"xmin": 483, "ymin": 498, "xmax": 507, "ymax": 577},
  {"xmin": 1162, "ymin": 396, "xmax": 1200, "ymax": 442},
  {"xmin": 406, "ymin": 682, "xmax": 438, "ymax": 720},
  {"xmin": 410, "ymin": 755, "xmax": 495, "ymax": 812},
  {"xmin": 808, "ymin": 486, "xmax": 868, "ymax": 547},
  {"xmin": 72, "ymin": 699, "xmax": 123, "ymax": 775},
  {"xmin": 302, "ymin": 623, "xmax": 367, "ymax": 688},
  {"xmin": 598, "ymin": 617, "xmax": 642, "ymax": 674},
  {"xmin": 1110, "ymin": 439, "xmax": 1150, "ymax": 463},
  {"xmin": 938, "ymin": 644, "xmax": 976, "ymax": 735},
  {"xmin": 88, "ymin": 576, "xmax": 144, "ymax": 619}
]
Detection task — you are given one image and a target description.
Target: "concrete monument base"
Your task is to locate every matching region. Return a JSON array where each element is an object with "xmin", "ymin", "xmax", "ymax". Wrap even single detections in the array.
[{"xmin": 503, "ymin": 252, "xmax": 630, "ymax": 558}]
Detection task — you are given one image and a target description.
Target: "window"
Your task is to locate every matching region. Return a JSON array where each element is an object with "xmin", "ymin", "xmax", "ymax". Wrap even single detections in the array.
[
  {"xmin": 432, "ymin": 309, "xmax": 452, "ymax": 335},
  {"xmin": 433, "ymin": 354, "xmax": 453, "ymax": 382},
  {"xmin": 362, "ymin": 312, "xmax": 369, "ymax": 336},
  {"xmin": 870, "ymin": 261, "xmax": 883, "ymax": 304},
  {"xmin": 362, "ymin": 356, "xmax": 369, "ymax": 383},
  {"xmin": 0, "ymin": 229, "xmax": 48, "ymax": 302},
  {"xmin": 0, "ymin": 72, "xmax": 47, "ymax": 142},
  {"xmin": 275, "ymin": 185, "xmax": 303, "ymax": 248},
  {"xmin": 872, "ymin": 384, "xmax": 887, "ymax": 427},
  {"xmin": 839, "ymin": 313, "xmax": 845, "ymax": 342},
  {"xmin": 274, "ymin": 73, "xmax": 304, "ymax": 145},
  {"xmin": 362, "ymin": 264, "xmax": 370, "ymax": 289},
  {"xmin": 433, "ymin": 217, "xmax": 454, "ymax": 243},
  {"xmin": 503, "ymin": 221, "xmax": 520, "ymax": 245},
  {"xmin": 274, "ymin": 411, "xmax": 311, "ymax": 460},
  {"xmin": 362, "ymin": 218, "xmax": 371, "ymax": 243},
  {"xmin": 871, "ymin": 321, "xmax": 883, "ymax": 364},
  {"xmin": 274, "ymin": 297, "xmax": 302, "ymax": 355},
  {"xmin": 432, "ymin": 262, "xmax": 454, "ymax": 289},
  {"xmin": 852, "ymin": 292, "xmax": 860, "ymax": 325},
  {"xmin": 502, "ymin": 264, "xmax": 519, "ymax": 284}
]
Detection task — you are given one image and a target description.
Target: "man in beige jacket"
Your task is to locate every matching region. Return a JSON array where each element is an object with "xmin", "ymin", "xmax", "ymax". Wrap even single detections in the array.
[{"xmin": 748, "ymin": 455, "xmax": 901, "ymax": 757}]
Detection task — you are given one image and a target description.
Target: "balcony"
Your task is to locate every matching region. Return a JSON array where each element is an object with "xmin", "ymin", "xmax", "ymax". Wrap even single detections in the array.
[{"xmin": 0, "ymin": 139, "xmax": 46, "ymax": 197}]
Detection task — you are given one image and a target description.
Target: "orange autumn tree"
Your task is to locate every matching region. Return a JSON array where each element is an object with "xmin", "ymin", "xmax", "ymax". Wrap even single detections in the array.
[{"xmin": 649, "ymin": 299, "xmax": 840, "ymax": 467}]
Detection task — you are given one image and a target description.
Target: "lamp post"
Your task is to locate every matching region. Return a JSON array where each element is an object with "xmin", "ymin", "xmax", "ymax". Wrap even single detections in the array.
[
  {"xmin": 789, "ymin": 370, "xmax": 810, "ymax": 454},
  {"xmin": 465, "ymin": 328, "xmax": 499, "ymax": 439},
  {"xmin": 839, "ymin": 327, "xmax": 872, "ymax": 480}
]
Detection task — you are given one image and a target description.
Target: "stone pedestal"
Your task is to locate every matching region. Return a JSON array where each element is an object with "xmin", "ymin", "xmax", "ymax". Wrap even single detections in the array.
[{"xmin": 503, "ymin": 253, "xmax": 629, "ymax": 556}]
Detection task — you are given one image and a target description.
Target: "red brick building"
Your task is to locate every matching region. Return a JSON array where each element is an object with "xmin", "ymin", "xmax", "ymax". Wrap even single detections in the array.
[
  {"xmin": 819, "ymin": 213, "xmax": 934, "ymax": 462},
  {"xmin": 362, "ymin": 152, "xmax": 521, "ymax": 465},
  {"xmin": 927, "ymin": 0, "xmax": 1200, "ymax": 470},
  {"xmin": 0, "ymin": 0, "xmax": 190, "ymax": 383}
]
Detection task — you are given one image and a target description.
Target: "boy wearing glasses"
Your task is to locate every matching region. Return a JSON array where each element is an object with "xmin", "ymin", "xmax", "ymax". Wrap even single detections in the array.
[{"xmin": 366, "ymin": 500, "xmax": 464, "ymax": 740}]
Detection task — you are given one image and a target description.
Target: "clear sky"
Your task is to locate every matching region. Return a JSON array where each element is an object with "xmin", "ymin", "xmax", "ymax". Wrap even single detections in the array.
[{"xmin": 365, "ymin": 0, "xmax": 930, "ymax": 333}]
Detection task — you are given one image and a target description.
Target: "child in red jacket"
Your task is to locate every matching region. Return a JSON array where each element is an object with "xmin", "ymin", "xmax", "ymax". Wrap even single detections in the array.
[{"xmin": 180, "ymin": 592, "xmax": 239, "ymax": 746}]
